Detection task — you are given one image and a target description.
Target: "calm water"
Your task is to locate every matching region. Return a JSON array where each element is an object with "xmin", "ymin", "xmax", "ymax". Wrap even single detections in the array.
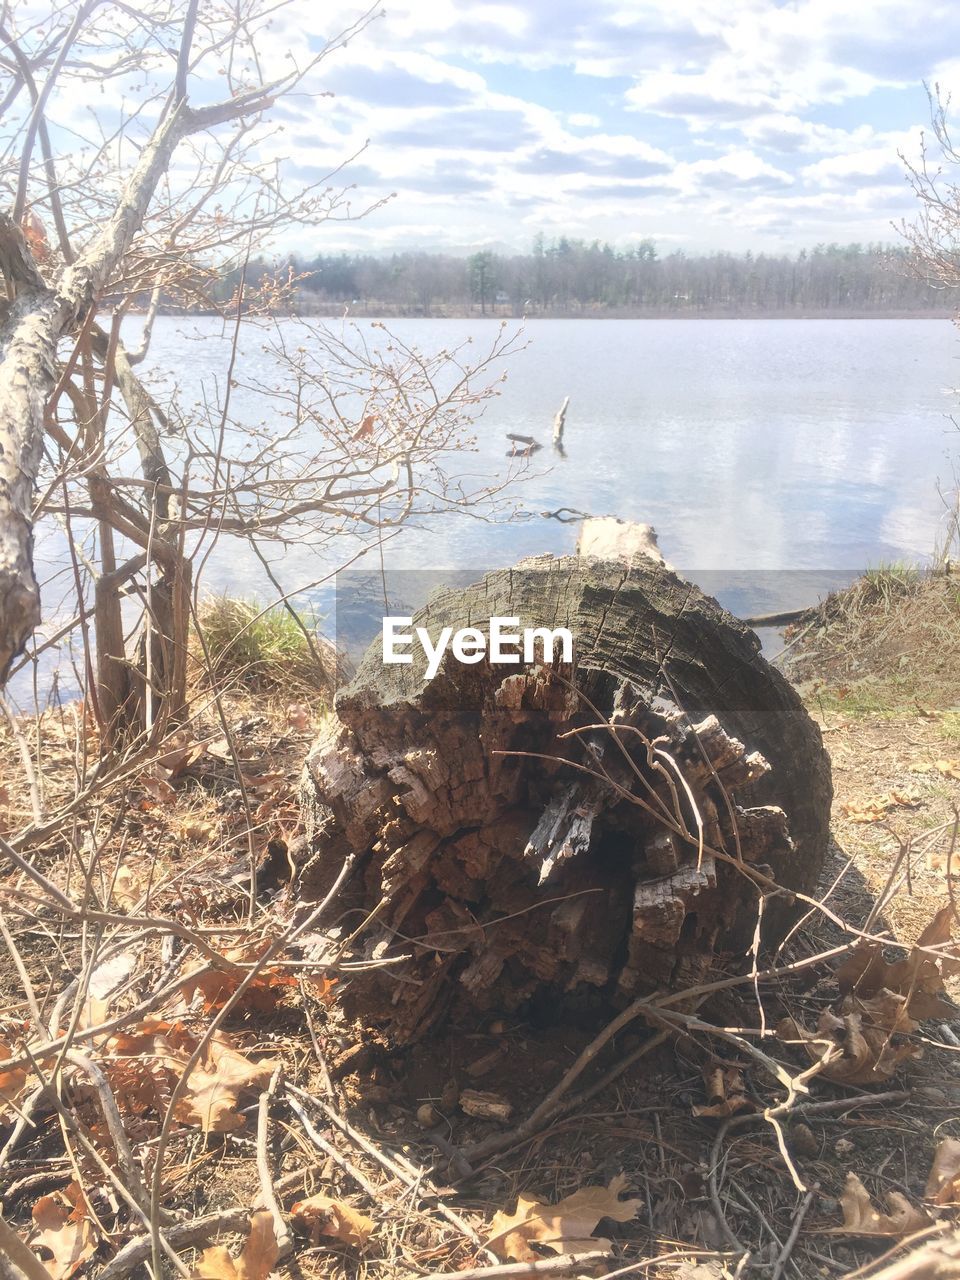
[{"xmin": 24, "ymin": 315, "xmax": 960, "ymax": 701}]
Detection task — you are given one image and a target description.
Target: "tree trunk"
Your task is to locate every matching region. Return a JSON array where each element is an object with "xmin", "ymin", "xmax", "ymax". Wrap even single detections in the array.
[
  {"xmin": 301, "ymin": 554, "xmax": 832, "ymax": 1043},
  {"xmin": 0, "ymin": 84, "xmax": 280, "ymax": 683}
]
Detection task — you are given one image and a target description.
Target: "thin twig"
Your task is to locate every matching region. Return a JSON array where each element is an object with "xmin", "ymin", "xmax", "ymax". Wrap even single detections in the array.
[
  {"xmin": 256, "ymin": 1067, "xmax": 291, "ymax": 1257},
  {"xmin": 772, "ymin": 1186, "xmax": 817, "ymax": 1280},
  {"xmin": 424, "ymin": 1251, "xmax": 610, "ymax": 1280}
]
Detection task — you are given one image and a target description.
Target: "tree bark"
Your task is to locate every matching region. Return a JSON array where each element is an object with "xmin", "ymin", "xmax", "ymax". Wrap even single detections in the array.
[{"xmin": 300, "ymin": 554, "xmax": 832, "ymax": 1043}]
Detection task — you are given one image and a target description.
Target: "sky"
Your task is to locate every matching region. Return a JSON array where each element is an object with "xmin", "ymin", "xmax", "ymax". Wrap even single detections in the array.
[{"xmin": 256, "ymin": 0, "xmax": 960, "ymax": 257}]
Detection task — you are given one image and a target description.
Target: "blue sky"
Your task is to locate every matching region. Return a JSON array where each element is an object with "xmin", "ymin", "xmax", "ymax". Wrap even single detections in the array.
[{"xmin": 256, "ymin": 0, "xmax": 960, "ymax": 255}]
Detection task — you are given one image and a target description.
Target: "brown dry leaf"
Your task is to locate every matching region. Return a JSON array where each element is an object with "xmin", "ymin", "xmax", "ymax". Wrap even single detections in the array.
[
  {"xmin": 252, "ymin": 797, "xmax": 281, "ymax": 825},
  {"xmin": 291, "ymin": 1194, "xmax": 374, "ymax": 1249},
  {"xmin": 107, "ymin": 1020, "xmax": 274, "ymax": 1133},
  {"xmin": 935, "ymin": 759, "xmax": 960, "ymax": 781},
  {"xmin": 838, "ymin": 800, "xmax": 889, "ymax": 824},
  {"xmin": 1, "ymin": 1041, "xmax": 30, "ymax": 1118},
  {"xmin": 352, "ymin": 413, "xmax": 376, "ymax": 441},
  {"xmin": 286, "ymin": 702, "xmax": 311, "ymax": 731},
  {"xmin": 240, "ymin": 771, "xmax": 285, "ymax": 795},
  {"xmin": 178, "ymin": 817, "xmax": 220, "ymax": 843},
  {"xmin": 854, "ymin": 991, "xmax": 920, "ymax": 1036},
  {"xmin": 833, "ymin": 1172, "xmax": 932, "ymax": 1237},
  {"xmin": 156, "ymin": 733, "xmax": 207, "ymax": 778},
  {"xmin": 777, "ymin": 1005, "xmax": 919, "ymax": 1085},
  {"xmin": 835, "ymin": 907, "xmax": 959, "ymax": 1018},
  {"xmin": 693, "ymin": 1064, "xmax": 755, "ymax": 1118},
  {"xmin": 193, "ymin": 1210, "xmax": 279, "ymax": 1280},
  {"xmin": 178, "ymin": 944, "xmax": 297, "ymax": 1015},
  {"xmin": 138, "ymin": 768, "xmax": 176, "ymax": 808},
  {"xmin": 111, "ymin": 864, "xmax": 143, "ymax": 910},
  {"xmin": 21, "ymin": 209, "xmax": 50, "ymax": 262},
  {"xmin": 926, "ymin": 1137, "xmax": 960, "ymax": 1205},
  {"xmin": 486, "ymin": 1174, "xmax": 642, "ymax": 1262},
  {"xmin": 916, "ymin": 905, "xmax": 960, "ymax": 978},
  {"xmin": 303, "ymin": 974, "xmax": 339, "ymax": 1006},
  {"xmin": 31, "ymin": 1183, "xmax": 97, "ymax": 1279},
  {"xmin": 177, "ymin": 1036, "xmax": 275, "ymax": 1133},
  {"xmin": 839, "ymin": 789, "xmax": 921, "ymax": 823}
]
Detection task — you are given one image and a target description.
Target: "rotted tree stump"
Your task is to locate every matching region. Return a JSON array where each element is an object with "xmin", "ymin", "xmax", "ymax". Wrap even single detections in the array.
[{"xmin": 301, "ymin": 553, "xmax": 832, "ymax": 1043}]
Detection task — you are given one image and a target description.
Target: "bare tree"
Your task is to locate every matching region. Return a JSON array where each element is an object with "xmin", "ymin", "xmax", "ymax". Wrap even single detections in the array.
[
  {"xmin": 901, "ymin": 84, "xmax": 960, "ymax": 563},
  {"xmin": 0, "ymin": 1, "xmax": 523, "ymax": 742}
]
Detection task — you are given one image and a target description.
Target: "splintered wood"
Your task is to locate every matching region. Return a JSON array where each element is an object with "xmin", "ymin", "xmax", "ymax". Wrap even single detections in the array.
[{"xmin": 301, "ymin": 556, "xmax": 832, "ymax": 1043}]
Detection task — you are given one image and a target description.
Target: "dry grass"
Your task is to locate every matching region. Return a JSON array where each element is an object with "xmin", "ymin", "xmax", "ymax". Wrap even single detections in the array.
[
  {"xmin": 787, "ymin": 568, "xmax": 960, "ymax": 963},
  {"xmin": 194, "ymin": 597, "xmax": 338, "ymax": 697},
  {"xmin": 789, "ymin": 568, "xmax": 960, "ymax": 717}
]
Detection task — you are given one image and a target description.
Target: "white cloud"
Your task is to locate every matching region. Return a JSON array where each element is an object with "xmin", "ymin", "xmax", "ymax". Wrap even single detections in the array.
[{"xmin": 127, "ymin": 0, "xmax": 945, "ymax": 253}]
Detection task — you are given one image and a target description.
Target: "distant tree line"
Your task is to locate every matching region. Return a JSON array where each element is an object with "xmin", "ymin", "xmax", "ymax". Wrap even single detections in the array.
[{"xmin": 209, "ymin": 237, "xmax": 948, "ymax": 318}]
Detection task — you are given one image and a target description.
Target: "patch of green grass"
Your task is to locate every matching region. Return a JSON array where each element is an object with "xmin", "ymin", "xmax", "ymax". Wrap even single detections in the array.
[
  {"xmin": 803, "ymin": 675, "xmax": 916, "ymax": 721},
  {"xmin": 195, "ymin": 596, "xmax": 332, "ymax": 693},
  {"xmin": 858, "ymin": 561, "xmax": 923, "ymax": 609}
]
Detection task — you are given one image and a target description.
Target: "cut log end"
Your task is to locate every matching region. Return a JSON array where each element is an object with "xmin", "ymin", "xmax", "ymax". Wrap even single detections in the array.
[{"xmin": 300, "ymin": 556, "xmax": 831, "ymax": 1044}]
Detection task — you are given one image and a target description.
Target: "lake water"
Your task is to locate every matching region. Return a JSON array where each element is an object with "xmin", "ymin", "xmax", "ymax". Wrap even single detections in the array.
[{"xmin": 24, "ymin": 315, "xmax": 960, "ymax": 702}]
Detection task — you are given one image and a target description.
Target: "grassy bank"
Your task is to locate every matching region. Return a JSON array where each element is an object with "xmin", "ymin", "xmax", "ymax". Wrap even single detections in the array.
[{"xmin": 788, "ymin": 566, "xmax": 960, "ymax": 954}]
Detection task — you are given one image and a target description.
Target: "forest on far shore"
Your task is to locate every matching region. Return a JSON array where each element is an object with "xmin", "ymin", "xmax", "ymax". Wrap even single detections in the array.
[{"xmin": 212, "ymin": 237, "xmax": 953, "ymax": 318}]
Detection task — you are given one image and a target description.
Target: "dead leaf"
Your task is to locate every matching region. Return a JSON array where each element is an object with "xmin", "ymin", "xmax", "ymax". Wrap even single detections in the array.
[
  {"xmin": 692, "ymin": 1064, "xmax": 755, "ymax": 1118},
  {"xmin": 286, "ymin": 702, "xmax": 311, "ymax": 731},
  {"xmin": 111, "ymin": 864, "xmax": 143, "ymax": 910},
  {"xmin": 78, "ymin": 947, "xmax": 139, "ymax": 1030},
  {"xmin": 839, "ymin": 789, "xmax": 921, "ymax": 823},
  {"xmin": 176, "ymin": 1034, "xmax": 275, "ymax": 1133},
  {"xmin": 486, "ymin": 1174, "xmax": 642, "ymax": 1262},
  {"xmin": 291, "ymin": 1194, "xmax": 374, "ymax": 1248},
  {"xmin": 156, "ymin": 733, "xmax": 207, "ymax": 778},
  {"xmin": 177, "ymin": 943, "xmax": 297, "ymax": 1016},
  {"xmin": 178, "ymin": 818, "xmax": 220, "ymax": 843},
  {"xmin": 936, "ymin": 759, "xmax": 960, "ymax": 781},
  {"xmin": 926, "ymin": 1137, "xmax": 960, "ymax": 1205},
  {"xmin": 240, "ymin": 771, "xmax": 285, "ymax": 795},
  {"xmin": 0, "ymin": 1041, "xmax": 30, "ymax": 1117},
  {"xmin": 835, "ymin": 906, "xmax": 959, "ymax": 1019},
  {"xmin": 833, "ymin": 1172, "xmax": 932, "ymax": 1237},
  {"xmin": 303, "ymin": 974, "xmax": 339, "ymax": 1006},
  {"xmin": 193, "ymin": 1210, "xmax": 279, "ymax": 1280},
  {"xmin": 352, "ymin": 413, "xmax": 376, "ymax": 441},
  {"xmin": 30, "ymin": 1183, "xmax": 97, "ymax": 1279},
  {"xmin": 917, "ymin": 905, "xmax": 960, "ymax": 978},
  {"xmin": 21, "ymin": 209, "xmax": 50, "ymax": 262},
  {"xmin": 107, "ymin": 1020, "xmax": 275, "ymax": 1133},
  {"xmin": 138, "ymin": 769, "xmax": 176, "ymax": 808},
  {"xmin": 777, "ymin": 1005, "xmax": 919, "ymax": 1085}
]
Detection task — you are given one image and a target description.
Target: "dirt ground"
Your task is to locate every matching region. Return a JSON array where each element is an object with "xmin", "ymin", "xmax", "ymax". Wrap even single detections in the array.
[
  {"xmin": 1, "ymin": 575, "xmax": 959, "ymax": 1280},
  {"xmin": 789, "ymin": 570, "xmax": 960, "ymax": 959}
]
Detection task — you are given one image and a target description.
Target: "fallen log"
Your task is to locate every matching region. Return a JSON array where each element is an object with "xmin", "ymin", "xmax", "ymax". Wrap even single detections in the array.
[{"xmin": 301, "ymin": 554, "xmax": 831, "ymax": 1043}]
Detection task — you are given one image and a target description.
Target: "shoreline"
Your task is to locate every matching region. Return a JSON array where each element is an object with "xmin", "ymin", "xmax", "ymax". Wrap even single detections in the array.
[{"xmin": 143, "ymin": 306, "xmax": 956, "ymax": 322}]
